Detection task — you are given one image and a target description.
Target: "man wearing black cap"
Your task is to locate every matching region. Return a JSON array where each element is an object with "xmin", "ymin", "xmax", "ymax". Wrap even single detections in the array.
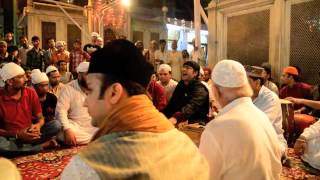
[
  {"xmin": 61, "ymin": 40, "xmax": 209, "ymax": 179},
  {"xmin": 163, "ymin": 61, "xmax": 210, "ymax": 125},
  {"xmin": 261, "ymin": 62, "xmax": 279, "ymax": 95},
  {"xmin": 245, "ymin": 65, "xmax": 287, "ymax": 159}
]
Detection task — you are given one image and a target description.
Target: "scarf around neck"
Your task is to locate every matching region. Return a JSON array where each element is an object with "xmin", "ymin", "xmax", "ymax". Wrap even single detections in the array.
[{"xmin": 92, "ymin": 95, "xmax": 174, "ymax": 140}]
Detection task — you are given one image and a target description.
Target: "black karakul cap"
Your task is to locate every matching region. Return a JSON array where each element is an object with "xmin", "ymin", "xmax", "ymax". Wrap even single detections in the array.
[
  {"xmin": 183, "ymin": 61, "xmax": 200, "ymax": 72},
  {"xmin": 88, "ymin": 39, "xmax": 153, "ymax": 88}
]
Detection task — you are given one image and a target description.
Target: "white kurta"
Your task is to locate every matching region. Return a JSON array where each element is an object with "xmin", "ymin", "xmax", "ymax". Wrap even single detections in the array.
[
  {"xmin": 55, "ymin": 80, "xmax": 98, "ymax": 144},
  {"xmin": 300, "ymin": 120, "xmax": 320, "ymax": 170},
  {"xmin": 190, "ymin": 48, "xmax": 205, "ymax": 66},
  {"xmin": 253, "ymin": 85, "xmax": 288, "ymax": 156},
  {"xmin": 49, "ymin": 83, "xmax": 65, "ymax": 98},
  {"xmin": 157, "ymin": 79, "xmax": 178, "ymax": 101},
  {"xmin": 154, "ymin": 50, "xmax": 168, "ymax": 71},
  {"xmin": 200, "ymin": 97, "xmax": 282, "ymax": 180},
  {"xmin": 264, "ymin": 80, "xmax": 279, "ymax": 95},
  {"xmin": 167, "ymin": 50, "xmax": 183, "ymax": 81}
]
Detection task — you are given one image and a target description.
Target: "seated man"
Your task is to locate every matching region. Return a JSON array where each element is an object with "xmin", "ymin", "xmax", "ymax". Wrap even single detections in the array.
[
  {"xmin": 55, "ymin": 62, "xmax": 98, "ymax": 146},
  {"xmin": 280, "ymin": 66, "xmax": 313, "ymax": 110},
  {"xmin": 156, "ymin": 64, "xmax": 178, "ymax": 101},
  {"xmin": 286, "ymin": 97, "xmax": 320, "ymax": 170},
  {"xmin": 200, "ymin": 60, "xmax": 282, "ymax": 179},
  {"xmin": 0, "ymin": 158, "xmax": 21, "ymax": 179},
  {"xmin": 163, "ymin": 61, "xmax": 209, "ymax": 125},
  {"xmin": 0, "ymin": 63, "xmax": 60, "ymax": 157},
  {"xmin": 57, "ymin": 60, "xmax": 73, "ymax": 84},
  {"xmin": 246, "ymin": 65, "xmax": 288, "ymax": 158},
  {"xmin": 61, "ymin": 40, "xmax": 209, "ymax": 180},
  {"xmin": 46, "ymin": 65, "xmax": 64, "ymax": 97},
  {"xmin": 147, "ymin": 79, "xmax": 167, "ymax": 111},
  {"xmin": 280, "ymin": 66, "xmax": 314, "ymax": 135},
  {"xmin": 31, "ymin": 71, "xmax": 60, "ymax": 125},
  {"xmin": 261, "ymin": 62, "xmax": 279, "ymax": 95}
]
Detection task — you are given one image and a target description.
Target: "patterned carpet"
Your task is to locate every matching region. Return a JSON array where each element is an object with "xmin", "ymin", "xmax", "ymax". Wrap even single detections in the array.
[
  {"xmin": 10, "ymin": 141, "xmax": 320, "ymax": 179},
  {"xmin": 12, "ymin": 146, "xmax": 85, "ymax": 180},
  {"xmin": 281, "ymin": 149, "xmax": 320, "ymax": 180}
]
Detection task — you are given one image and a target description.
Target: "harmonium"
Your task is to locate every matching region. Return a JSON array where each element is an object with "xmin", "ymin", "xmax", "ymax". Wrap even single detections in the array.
[{"xmin": 179, "ymin": 123, "xmax": 205, "ymax": 147}]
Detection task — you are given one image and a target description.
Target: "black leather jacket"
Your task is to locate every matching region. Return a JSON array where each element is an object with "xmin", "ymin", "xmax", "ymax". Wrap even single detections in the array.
[{"xmin": 163, "ymin": 79, "xmax": 209, "ymax": 124}]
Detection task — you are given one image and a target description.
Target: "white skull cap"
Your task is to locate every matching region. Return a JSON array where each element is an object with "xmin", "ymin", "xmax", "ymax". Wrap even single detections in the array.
[{"xmin": 211, "ymin": 59, "xmax": 249, "ymax": 88}]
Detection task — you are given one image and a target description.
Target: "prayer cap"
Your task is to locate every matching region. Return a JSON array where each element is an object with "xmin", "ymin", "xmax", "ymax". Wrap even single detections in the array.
[
  {"xmin": 283, "ymin": 66, "xmax": 298, "ymax": 76},
  {"xmin": 32, "ymin": 72, "xmax": 49, "ymax": 84},
  {"xmin": 158, "ymin": 64, "xmax": 172, "ymax": 73},
  {"xmin": 46, "ymin": 65, "xmax": 58, "ymax": 74},
  {"xmin": 212, "ymin": 59, "xmax": 248, "ymax": 88},
  {"xmin": 0, "ymin": 62, "xmax": 25, "ymax": 82}
]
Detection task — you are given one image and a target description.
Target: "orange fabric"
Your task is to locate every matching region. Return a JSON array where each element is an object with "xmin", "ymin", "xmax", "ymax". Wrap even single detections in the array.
[
  {"xmin": 283, "ymin": 66, "xmax": 299, "ymax": 76},
  {"xmin": 93, "ymin": 95, "xmax": 174, "ymax": 140},
  {"xmin": 294, "ymin": 113, "xmax": 316, "ymax": 135},
  {"xmin": 51, "ymin": 51, "xmax": 70, "ymax": 65}
]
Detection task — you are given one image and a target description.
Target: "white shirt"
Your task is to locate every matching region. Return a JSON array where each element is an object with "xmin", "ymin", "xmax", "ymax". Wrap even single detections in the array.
[
  {"xmin": 264, "ymin": 80, "xmax": 279, "ymax": 95},
  {"xmin": 55, "ymin": 80, "xmax": 98, "ymax": 144},
  {"xmin": 253, "ymin": 86, "xmax": 288, "ymax": 156},
  {"xmin": 154, "ymin": 49, "xmax": 168, "ymax": 63},
  {"xmin": 157, "ymin": 79, "xmax": 178, "ymax": 101},
  {"xmin": 167, "ymin": 50, "xmax": 183, "ymax": 81},
  {"xmin": 200, "ymin": 97, "xmax": 282, "ymax": 180},
  {"xmin": 300, "ymin": 120, "xmax": 320, "ymax": 170},
  {"xmin": 190, "ymin": 48, "xmax": 205, "ymax": 66}
]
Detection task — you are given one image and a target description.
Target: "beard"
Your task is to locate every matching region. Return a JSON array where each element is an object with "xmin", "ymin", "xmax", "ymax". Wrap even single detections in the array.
[
  {"xmin": 78, "ymin": 78, "xmax": 88, "ymax": 89},
  {"xmin": 50, "ymin": 80, "xmax": 59, "ymax": 87}
]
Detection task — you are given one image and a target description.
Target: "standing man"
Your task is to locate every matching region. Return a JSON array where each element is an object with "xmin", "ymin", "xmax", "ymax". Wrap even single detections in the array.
[
  {"xmin": 18, "ymin": 36, "xmax": 33, "ymax": 66},
  {"xmin": 167, "ymin": 40, "xmax": 183, "ymax": 81},
  {"xmin": 26, "ymin": 36, "xmax": 45, "ymax": 71},
  {"xmin": 51, "ymin": 41, "xmax": 70, "ymax": 65},
  {"xmin": 199, "ymin": 60, "xmax": 282, "ymax": 180},
  {"xmin": 190, "ymin": 39, "xmax": 205, "ymax": 66},
  {"xmin": 44, "ymin": 38, "xmax": 57, "ymax": 67},
  {"xmin": 69, "ymin": 39, "xmax": 90, "ymax": 75},
  {"xmin": 4, "ymin": 32, "xmax": 14, "ymax": 47},
  {"xmin": 147, "ymin": 40, "xmax": 158, "ymax": 69},
  {"xmin": 0, "ymin": 41, "xmax": 9, "ymax": 65},
  {"xmin": 154, "ymin": 40, "xmax": 168, "ymax": 71}
]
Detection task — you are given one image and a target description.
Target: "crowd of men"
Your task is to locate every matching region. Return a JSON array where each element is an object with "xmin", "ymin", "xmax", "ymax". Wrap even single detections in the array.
[{"xmin": 0, "ymin": 30, "xmax": 319, "ymax": 180}]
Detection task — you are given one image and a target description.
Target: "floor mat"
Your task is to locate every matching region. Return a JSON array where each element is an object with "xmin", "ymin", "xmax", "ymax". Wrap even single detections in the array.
[
  {"xmin": 12, "ymin": 146, "xmax": 85, "ymax": 180},
  {"xmin": 11, "ymin": 144, "xmax": 320, "ymax": 179},
  {"xmin": 281, "ymin": 148, "xmax": 320, "ymax": 180}
]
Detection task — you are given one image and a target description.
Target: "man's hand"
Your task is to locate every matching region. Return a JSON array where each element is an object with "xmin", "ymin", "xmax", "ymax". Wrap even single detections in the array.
[
  {"xmin": 286, "ymin": 97, "xmax": 303, "ymax": 105},
  {"xmin": 17, "ymin": 128, "xmax": 41, "ymax": 142},
  {"xmin": 294, "ymin": 137, "xmax": 307, "ymax": 156},
  {"xmin": 169, "ymin": 117, "xmax": 177, "ymax": 125},
  {"xmin": 64, "ymin": 129, "xmax": 77, "ymax": 146},
  {"xmin": 29, "ymin": 123, "xmax": 42, "ymax": 134}
]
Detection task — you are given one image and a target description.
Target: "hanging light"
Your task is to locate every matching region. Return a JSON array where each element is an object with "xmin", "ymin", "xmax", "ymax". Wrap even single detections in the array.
[{"xmin": 121, "ymin": 0, "xmax": 130, "ymax": 7}]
